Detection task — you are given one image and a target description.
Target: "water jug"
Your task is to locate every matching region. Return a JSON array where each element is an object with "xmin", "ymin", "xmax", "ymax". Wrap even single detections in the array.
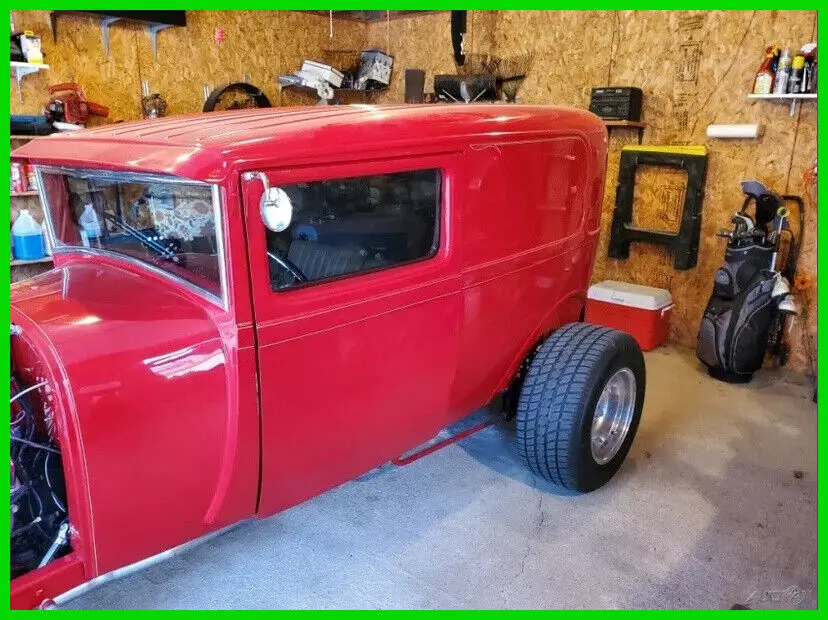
[
  {"xmin": 11, "ymin": 209, "xmax": 45, "ymax": 260},
  {"xmin": 79, "ymin": 203, "xmax": 102, "ymax": 242}
]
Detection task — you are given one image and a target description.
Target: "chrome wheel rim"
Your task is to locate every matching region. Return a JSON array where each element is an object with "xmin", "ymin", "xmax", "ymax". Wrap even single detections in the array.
[{"xmin": 590, "ymin": 367, "xmax": 636, "ymax": 465}]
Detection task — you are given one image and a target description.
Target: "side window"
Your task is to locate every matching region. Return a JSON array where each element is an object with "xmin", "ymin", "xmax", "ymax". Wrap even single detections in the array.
[{"xmin": 264, "ymin": 169, "xmax": 440, "ymax": 291}]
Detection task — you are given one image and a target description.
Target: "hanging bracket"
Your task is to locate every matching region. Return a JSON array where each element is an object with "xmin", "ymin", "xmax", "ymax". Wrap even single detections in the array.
[
  {"xmin": 100, "ymin": 17, "xmax": 122, "ymax": 57},
  {"xmin": 147, "ymin": 23, "xmax": 171, "ymax": 60},
  {"xmin": 10, "ymin": 62, "xmax": 50, "ymax": 103}
]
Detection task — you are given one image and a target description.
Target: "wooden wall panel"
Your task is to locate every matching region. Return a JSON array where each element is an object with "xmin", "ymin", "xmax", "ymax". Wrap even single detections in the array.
[
  {"xmin": 10, "ymin": 10, "xmax": 366, "ymax": 120},
  {"xmin": 11, "ymin": 11, "xmax": 142, "ymax": 123},
  {"xmin": 9, "ymin": 10, "xmax": 817, "ymax": 373},
  {"xmin": 584, "ymin": 10, "xmax": 818, "ymax": 373},
  {"xmin": 368, "ymin": 10, "xmax": 816, "ymax": 373},
  {"xmin": 364, "ymin": 12, "xmax": 457, "ymax": 104},
  {"xmin": 364, "ymin": 11, "xmax": 500, "ymax": 104},
  {"xmin": 782, "ymin": 85, "xmax": 818, "ymax": 374}
]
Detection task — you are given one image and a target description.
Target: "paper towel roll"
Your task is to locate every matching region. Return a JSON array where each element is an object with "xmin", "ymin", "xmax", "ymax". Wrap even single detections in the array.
[{"xmin": 706, "ymin": 124, "xmax": 762, "ymax": 139}]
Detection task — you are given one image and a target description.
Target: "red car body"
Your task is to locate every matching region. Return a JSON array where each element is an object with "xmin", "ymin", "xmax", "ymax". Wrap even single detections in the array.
[{"xmin": 10, "ymin": 105, "xmax": 607, "ymax": 608}]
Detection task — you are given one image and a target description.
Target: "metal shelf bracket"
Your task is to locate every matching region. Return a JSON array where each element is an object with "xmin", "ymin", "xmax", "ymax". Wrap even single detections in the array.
[
  {"xmin": 100, "ymin": 17, "xmax": 122, "ymax": 57},
  {"xmin": 10, "ymin": 63, "xmax": 49, "ymax": 103},
  {"xmin": 148, "ymin": 23, "xmax": 171, "ymax": 60}
]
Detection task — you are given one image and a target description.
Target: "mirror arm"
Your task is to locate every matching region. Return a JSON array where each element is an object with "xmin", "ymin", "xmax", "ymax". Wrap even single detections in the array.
[
  {"xmin": 254, "ymin": 172, "xmax": 271, "ymax": 193},
  {"xmin": 246, "ymin": 171, "xmax": 293, "ymax": 233}
]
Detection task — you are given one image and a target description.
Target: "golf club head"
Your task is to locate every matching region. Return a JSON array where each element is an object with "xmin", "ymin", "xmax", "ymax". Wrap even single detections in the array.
[
  {"xmin": 772, "ymin": 274, "xmax": 791, "ymax": 299},
  {"xmin": 777, "ymin": 293, "xmax": 798, "ymax": 315},
  {"xmin": 731, "ymin": 213, "xmax": 755, "ymax": 239}
]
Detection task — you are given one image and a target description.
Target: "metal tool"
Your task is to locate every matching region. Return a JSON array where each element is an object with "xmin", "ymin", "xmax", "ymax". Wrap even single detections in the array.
[{"xmin": 38, "ymin": 521, "xmax": 69, "ymax": 569}]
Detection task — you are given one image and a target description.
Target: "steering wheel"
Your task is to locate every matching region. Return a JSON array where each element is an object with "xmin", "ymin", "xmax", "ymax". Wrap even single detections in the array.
[{"xmin": 267, "ymin": 252, "xmax": 307, "ymax": 284}]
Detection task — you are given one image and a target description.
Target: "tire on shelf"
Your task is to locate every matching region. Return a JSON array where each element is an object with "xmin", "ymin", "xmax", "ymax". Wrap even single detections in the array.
[
  {"xmin": 516, "ymin": 322, "xmax": 645, "ymax": 492},
  {"xmin": 202, "ymin": 82, "xmax": 271, "ymax": 113}
]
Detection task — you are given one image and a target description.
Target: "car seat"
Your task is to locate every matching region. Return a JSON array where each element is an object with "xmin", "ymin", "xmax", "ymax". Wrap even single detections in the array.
[{"xmin": 287, "ymin": 239, "xmax": 367, "ymax": 281}]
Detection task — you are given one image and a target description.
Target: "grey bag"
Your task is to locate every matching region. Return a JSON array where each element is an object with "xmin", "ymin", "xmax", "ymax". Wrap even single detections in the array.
[{"xmin": 697, "ymin": 269, "xmax": 776, "ymax": 381}]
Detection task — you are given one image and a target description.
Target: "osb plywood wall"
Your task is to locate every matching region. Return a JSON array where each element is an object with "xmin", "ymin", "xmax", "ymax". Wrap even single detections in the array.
[
  {"xmin": 9, "ymin": 10, "xmax": 365, "ymax": 120},
  {"xmin": 367, "ymin": 10, "xmax": 817, "ymax": 375},
  {"xmin": 9, "ymin": 10, "xmax": 817, "ymax": 374},
  {"xmin": 364, "ymin": 11, "xmax": 499, "ymax": 102}
]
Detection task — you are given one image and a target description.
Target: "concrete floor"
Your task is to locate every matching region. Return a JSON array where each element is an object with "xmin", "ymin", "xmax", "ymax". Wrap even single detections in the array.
[{"xmin": 63, "ymin": 346, "xmax": 817, "ymax": 610}]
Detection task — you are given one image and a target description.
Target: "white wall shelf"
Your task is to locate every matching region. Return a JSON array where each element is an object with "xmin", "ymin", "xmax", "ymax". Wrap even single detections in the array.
[
  {"xmin": 10, "ymin": 62, "xmax": 49, "ymax": 102},
  {"xmin": 747, "ymin": 92, "xmax": 817, "ymax": 117},
  {"xmin": 11, "ymin": 256, "xmax": 53, "ymax": 267}
]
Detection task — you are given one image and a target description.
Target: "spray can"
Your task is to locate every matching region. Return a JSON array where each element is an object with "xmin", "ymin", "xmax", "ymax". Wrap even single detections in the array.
[
  {"xmin": 810, "ymin": 60, "xmax": 817, "ymax": 93},
  {"xmin": 801, "ymin": 54, "xmax": 815, "ymax": 93},
  {"xmin": 788, "ymin": 54, "xmax": 806, "ymax": 93},
  {"xmin": 800, "ymin": 42, "xmax": 817, "ymax": 93},
  {"xmin": 773, "ymin": 49, "xmax": 792, "ymax": 94}
]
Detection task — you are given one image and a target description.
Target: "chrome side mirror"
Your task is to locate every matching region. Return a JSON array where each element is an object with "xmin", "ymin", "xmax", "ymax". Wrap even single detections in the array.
[{"xmin": 256, "ymin": 173, "xmax": 293, "ymax": 233}]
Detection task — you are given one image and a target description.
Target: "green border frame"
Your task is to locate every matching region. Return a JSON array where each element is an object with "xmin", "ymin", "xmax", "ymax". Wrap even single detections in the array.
[{"xmin": 3, "ymin": 6, "xmax": 823, "ymax": 612}]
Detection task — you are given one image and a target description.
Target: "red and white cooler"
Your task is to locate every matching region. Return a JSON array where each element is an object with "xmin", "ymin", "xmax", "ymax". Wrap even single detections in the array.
[{"xmin": 585, "ymin": 281, "xmax": 673, "ymax": 351}]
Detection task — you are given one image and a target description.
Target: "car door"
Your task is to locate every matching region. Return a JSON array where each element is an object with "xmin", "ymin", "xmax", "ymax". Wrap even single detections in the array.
[{"xmin": 241, "ymin": 154, "xmax": 463, "ymax": 516}]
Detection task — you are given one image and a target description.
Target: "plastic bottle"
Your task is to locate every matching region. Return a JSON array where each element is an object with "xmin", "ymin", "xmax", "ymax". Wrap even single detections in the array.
[
  {"xmin": 11, "ymin": 209, "xmax": 45, "ymax": 260},
  {"xmin": 773, "ymin": 49, "xmax": 792, "ymax": 94},
  {"xmin": 753, "ymin": 45, "xmax": 779, "ymax": 94},
  {"xmin": 79, "ymin": 203, "xmax": 102, "ymax": 243}
]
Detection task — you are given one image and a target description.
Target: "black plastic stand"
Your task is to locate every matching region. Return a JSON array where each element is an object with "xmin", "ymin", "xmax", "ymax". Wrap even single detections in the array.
[{"xmin": 609, "ymin": 146, "xmax": 708, "ymax": 270}]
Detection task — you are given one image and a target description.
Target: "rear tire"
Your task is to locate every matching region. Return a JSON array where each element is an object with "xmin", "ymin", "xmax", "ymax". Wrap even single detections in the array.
[{"xmin": 516, "ymin": 323, "xmax": 645, "ymax": 492}]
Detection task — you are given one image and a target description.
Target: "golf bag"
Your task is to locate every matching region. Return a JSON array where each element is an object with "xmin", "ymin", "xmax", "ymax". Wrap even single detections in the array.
[{"xmin": 697, "ymin": 181, "xmax": 802, "ymax": 383}]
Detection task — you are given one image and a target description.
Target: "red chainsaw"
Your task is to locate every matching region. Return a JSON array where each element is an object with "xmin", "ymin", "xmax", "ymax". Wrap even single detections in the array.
[{"xmin": 44, "ymin": 83, "xmax": 109, "ymax": 127}]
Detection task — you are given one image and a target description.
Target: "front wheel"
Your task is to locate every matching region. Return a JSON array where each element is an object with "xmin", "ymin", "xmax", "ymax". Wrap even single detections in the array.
[{"xmin": 516, "ymin": 323, "xmax": 645, "ymax": 492}]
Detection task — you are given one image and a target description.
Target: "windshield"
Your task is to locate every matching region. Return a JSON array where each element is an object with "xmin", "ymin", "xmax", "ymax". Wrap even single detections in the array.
[{"xmin": 39, "ymin": 169, "xmax": 224, "ymax": 301}]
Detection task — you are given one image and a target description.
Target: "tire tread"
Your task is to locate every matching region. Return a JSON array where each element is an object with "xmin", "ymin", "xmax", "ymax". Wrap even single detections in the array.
[{"xmin": 516, "ymin": 323, "xmax": 639, "ymax": 489}]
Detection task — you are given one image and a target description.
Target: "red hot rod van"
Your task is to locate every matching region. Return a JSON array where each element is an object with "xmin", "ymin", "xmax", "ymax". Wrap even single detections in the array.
[{"xmin": 10, "ymin": 104, "xmax": 645, "ymax": 608}]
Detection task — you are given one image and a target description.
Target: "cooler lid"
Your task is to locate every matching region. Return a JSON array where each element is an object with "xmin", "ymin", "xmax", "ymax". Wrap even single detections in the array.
[{"xmin": 587, "ymin": 280, "xmax": 673, "ymax": 310}]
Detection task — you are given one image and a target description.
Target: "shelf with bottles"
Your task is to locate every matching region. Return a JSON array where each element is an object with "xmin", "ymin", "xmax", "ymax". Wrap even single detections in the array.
[
  {"xmin": 747, "ymin": 92, "xmax": 817, "ymax": 117},
  {"xmin": 11, "ymin": 204, "xmax": 51, "ymax": 273},
  {"xmin": 10, "ymin": 159, "xmax": 40, "ymax": 199},
  {"xmin": 751, "ymin": 44, "xmax": 817, "ymax": 117}
]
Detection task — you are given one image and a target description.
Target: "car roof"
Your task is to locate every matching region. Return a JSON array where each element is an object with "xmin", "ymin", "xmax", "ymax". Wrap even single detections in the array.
[{"xmin": 14, "ymin": 104, "xmax": 604, "ymax": 182}]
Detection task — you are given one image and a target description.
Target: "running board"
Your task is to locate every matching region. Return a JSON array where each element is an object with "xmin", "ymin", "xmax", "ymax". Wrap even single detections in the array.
[{"xmin": 393, "ymin": 413, "xmax": 494, "ymax": 466}]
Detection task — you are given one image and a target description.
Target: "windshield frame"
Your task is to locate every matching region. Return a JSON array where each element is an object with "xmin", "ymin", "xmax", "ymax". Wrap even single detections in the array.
[{"xmin": 35, "ymin": 165, "xmax": 230, "ymax": 312}]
